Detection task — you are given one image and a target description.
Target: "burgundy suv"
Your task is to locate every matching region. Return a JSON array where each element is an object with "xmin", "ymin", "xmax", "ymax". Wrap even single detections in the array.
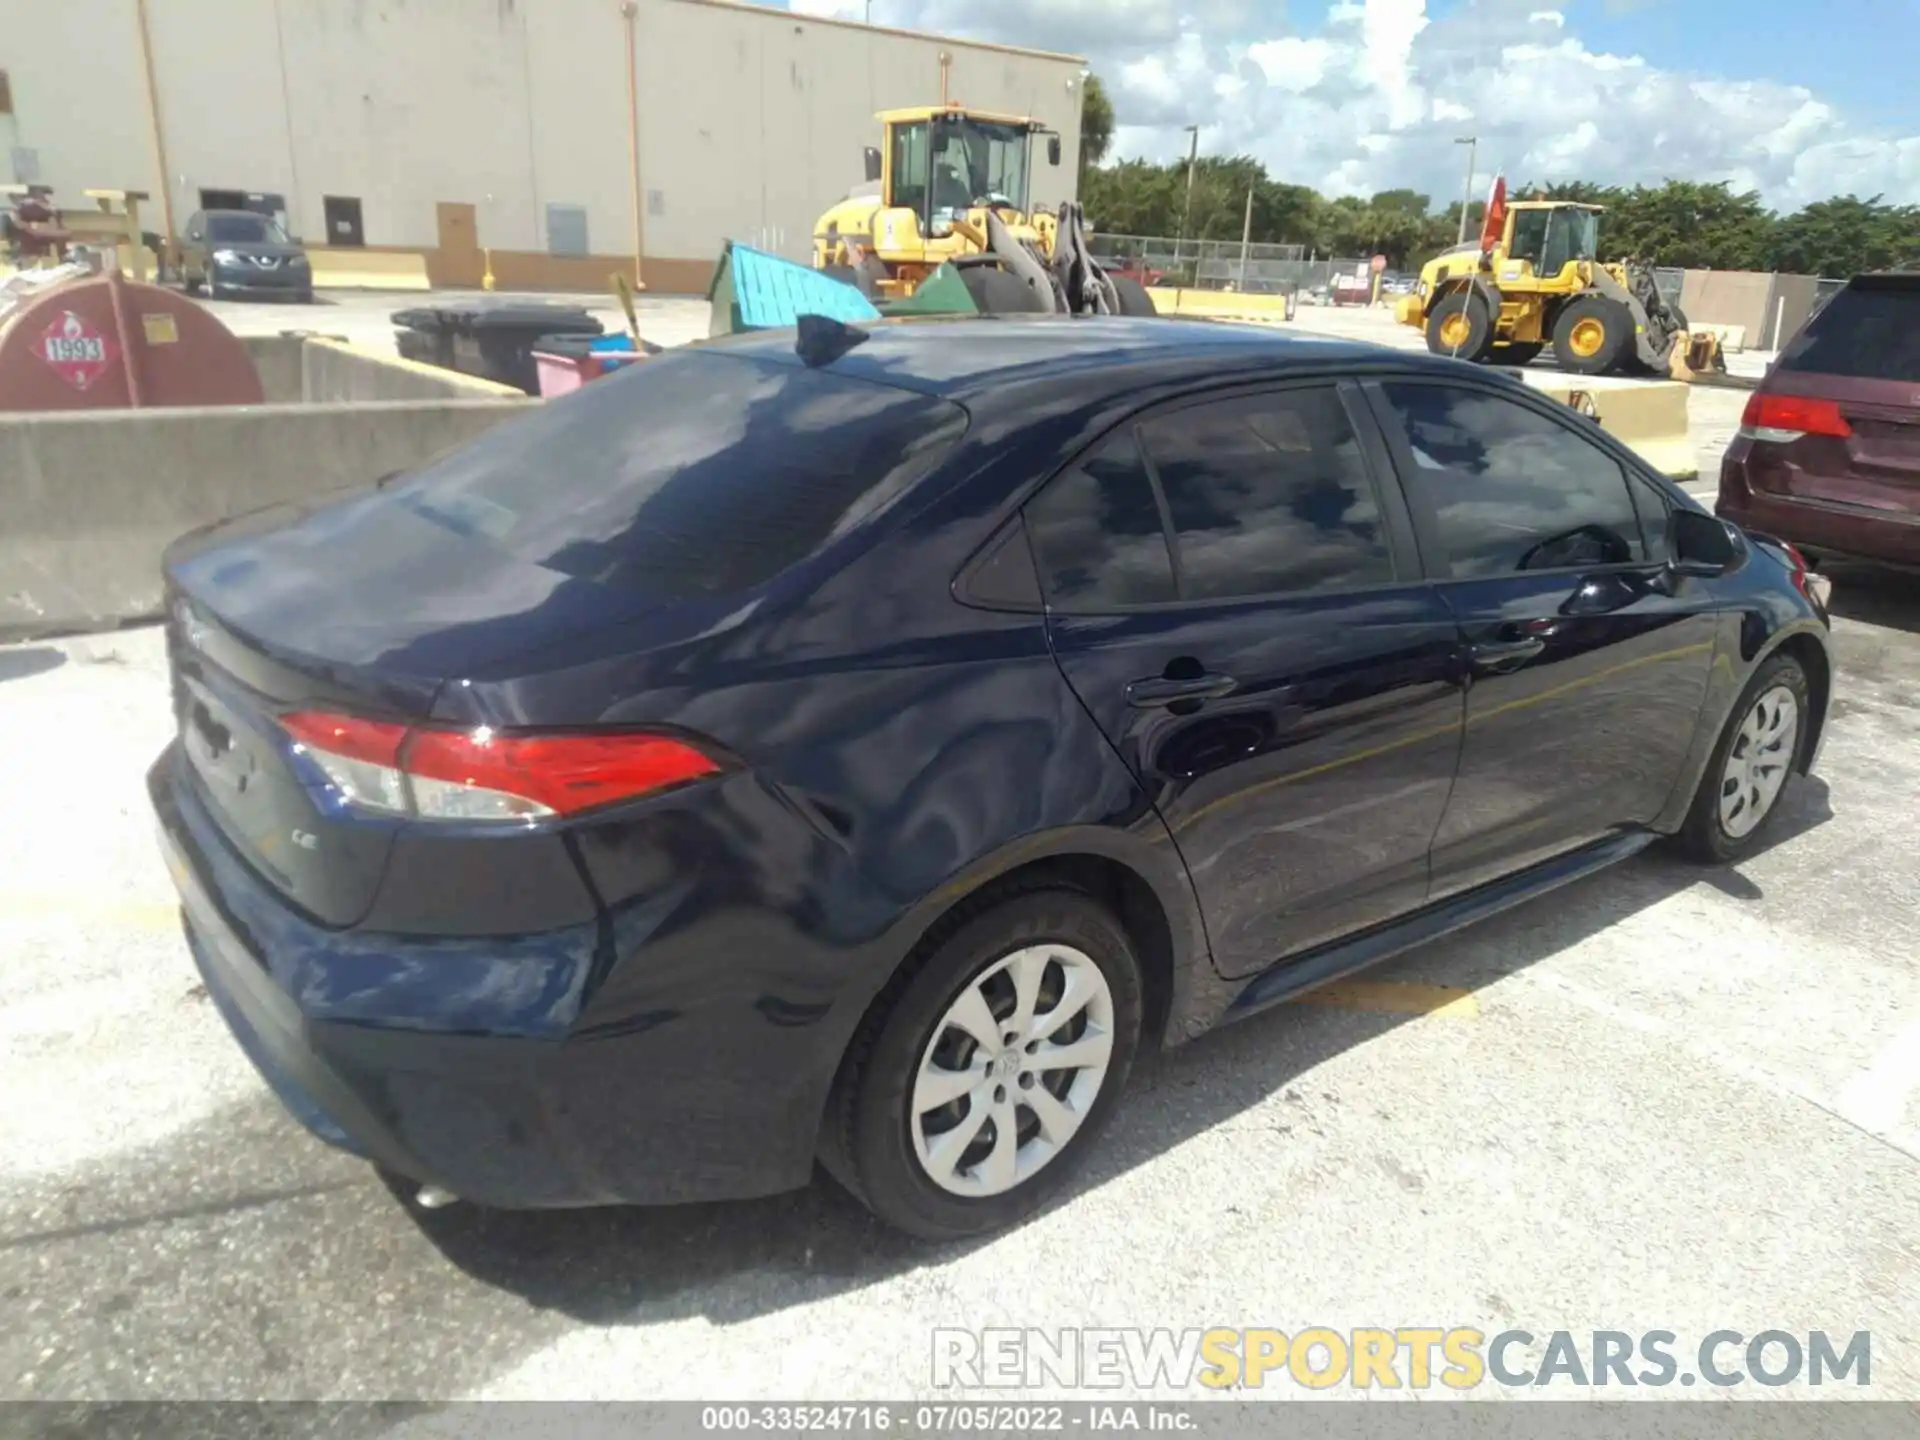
[{"xmin": 1719, "ymin": 272, "xmax": 1920, "ymax": 568}]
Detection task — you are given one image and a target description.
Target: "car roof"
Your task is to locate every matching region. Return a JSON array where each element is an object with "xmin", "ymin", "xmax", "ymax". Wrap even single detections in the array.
[{"xmin": 704, "ymin": 315, "xmax": 1464, "ymax": 405}]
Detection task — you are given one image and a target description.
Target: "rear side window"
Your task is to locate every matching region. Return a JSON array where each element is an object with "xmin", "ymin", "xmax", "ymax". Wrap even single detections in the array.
[
  {"xmin": 1025, "ymin": 433, "xmax": 1177, "ymax": 609},
  {"xmin": 1779, "ymin": 282, "xmax": 1920, "ymax": 382},
  {"xmin": 1378, "ymin": 382, "xmax": 1647, "ymax": 577},
  {"xmin": 382, "ymin": 351, "xmax": 966, "ymax": 597},
  {"xmin": 1137, "ymin": 387, "xmax": 1395, "ymax": 600}
]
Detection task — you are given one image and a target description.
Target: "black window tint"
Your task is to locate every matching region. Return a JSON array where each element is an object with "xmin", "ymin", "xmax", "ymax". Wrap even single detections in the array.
[
  {"xmin": 1025, "ymin": 434, "xmax": 1176, "ymax": 609},
  {"xmin": 1779, "ymin": 282, "xmax": 1920, "ymax": 382},
  {"xmin": 380, "ymin": 350, "xmax": 966, "ymax": 597},
  {"xmin": 1139, "ymin": 388, "xmax": 1395, "ymax": 600},
  {"xmin": 1628, "ymin": 473, "xmax": 1672, "ymax": 560},
  {"xmin": 962, "ymin": 518, "xmax": 1042, "ymax": 609},
  {"xmin": 1381, "ymin": 382, "xmax": 1646, "ymax": 576}
]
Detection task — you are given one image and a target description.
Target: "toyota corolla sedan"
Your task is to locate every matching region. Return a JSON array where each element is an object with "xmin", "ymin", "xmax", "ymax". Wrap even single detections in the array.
[{"xmin": 153, "ymin": 317, "xmax": 1834, "ymax": 1240}]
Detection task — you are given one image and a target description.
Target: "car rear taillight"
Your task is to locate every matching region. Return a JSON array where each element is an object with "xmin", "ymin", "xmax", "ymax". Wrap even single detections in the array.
[
  {"xmin": 1739, "ymin": 392, "xmax": 1853, "ymax": 444},
  {"xmin": 280, "ymin": 711, "xmax": 722, "ymax": 823}
]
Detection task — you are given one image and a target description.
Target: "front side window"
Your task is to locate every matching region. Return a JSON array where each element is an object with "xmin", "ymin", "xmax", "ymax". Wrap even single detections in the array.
[
  {"xmin": 1024, "ymin": 432, "xmax": 1176, "ymax": 609},
  {"xmin": 1137, "ymin": 388, "xmax": 1396, "ymax": 601},
  {"xmin": 1508, "ymin": 209, "xmax": 1549, "ymax": 266},
  {"xmin": 1379, "ymin": 382, "xmax": 1647, "ymax": 577},
  {"xmin": 890, "ymin": 121, "xmax": 930, "ymax": 223}
]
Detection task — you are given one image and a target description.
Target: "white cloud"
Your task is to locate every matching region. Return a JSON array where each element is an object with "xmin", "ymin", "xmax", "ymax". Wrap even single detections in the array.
[
  {"xmin": 801, "ymin": 0, "xmax": 1920, "ymax": 210},
  {"xmin": 1246, "ymin": 37, "xmax": 1335, "ymax": 93}
]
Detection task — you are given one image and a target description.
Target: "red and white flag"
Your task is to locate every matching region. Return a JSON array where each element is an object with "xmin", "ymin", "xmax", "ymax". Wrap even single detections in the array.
[{"xmin": 1479, "ymin": 173, "xmax": 1508, "ymax": 253}]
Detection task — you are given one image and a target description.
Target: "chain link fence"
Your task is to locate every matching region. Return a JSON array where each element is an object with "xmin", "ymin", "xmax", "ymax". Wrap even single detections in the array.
[{"xmin": 1088, "ymin": 233, "xmax": 1370, "ymax": 297}]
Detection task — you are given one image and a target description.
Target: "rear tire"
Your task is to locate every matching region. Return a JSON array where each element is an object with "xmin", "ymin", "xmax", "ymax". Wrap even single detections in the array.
[
  {"xmin": 824, "ymin": 889, "xmax": 1143, "ymax": 1241},
  {"xmin": 1676, "ymin": 652, "xmax": 1809, "ymax": 863},
  {"xmin": 960, "ymin": 264, "xmax": 1046, "ymax": 315},
  {"xmin": 1110, "ymin": 273, "xmax": 1158, "ymax": 317},
  {"xmin": 1552, "ymin": 295, "xmax": 1631, "ymax": 375},
  {"xmin": 1425, "ymin": 290, "xmax": 1494, "ymax": 362},
  {"xmin": 1494, "ymin": 341, "xmax": 1544, "ymax": 367}
]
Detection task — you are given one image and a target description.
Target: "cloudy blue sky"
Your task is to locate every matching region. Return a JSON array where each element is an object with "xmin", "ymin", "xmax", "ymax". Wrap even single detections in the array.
[{"xmin": 773, "ymin": 0, "xmax": 1920, "ymax": 210}]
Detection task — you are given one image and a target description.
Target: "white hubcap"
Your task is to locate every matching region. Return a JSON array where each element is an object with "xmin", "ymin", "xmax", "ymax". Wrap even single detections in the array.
[
  {"xmin": 1719, "ymin": 684, "xmax": 1799, "ymax": 839},
  {"xmin": 911, "ymin": 944, "xmax": 1115, "ymax": 1198}
]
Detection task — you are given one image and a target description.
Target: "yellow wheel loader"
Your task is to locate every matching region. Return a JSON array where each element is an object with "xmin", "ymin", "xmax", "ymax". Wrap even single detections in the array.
[
  {"xmin": 1395, "ymin": 199, "xmax": 1725, "ymax": 380},
  {"xmin": 812, "ymin": 103, "xmax": 1159, "ymax": 318}
]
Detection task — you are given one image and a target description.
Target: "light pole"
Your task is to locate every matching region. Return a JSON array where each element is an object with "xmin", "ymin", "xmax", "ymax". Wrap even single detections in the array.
[
  {"xmin": 1174, "ymin": 124, "xmax": 1200, "ymax": 276},
  {"xmin": 1454, "ymin": 135, "xmax": 1477, "ymax": 245}
]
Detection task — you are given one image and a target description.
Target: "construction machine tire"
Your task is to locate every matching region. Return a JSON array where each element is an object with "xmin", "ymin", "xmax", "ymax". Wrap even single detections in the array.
[
  {"xmin": 820, "ymin": 263, "xmax": 863, "ymax": 291},
  {"xmin": 1494, "ymin": 341, "xmax": 1544, "ymax": 367},
  {"xmin": 1111, "ymin": 274, "xmax": 1159, "ymax": 317},
  {"xmin": 1426, "ymin": 291, "xmax": 1494, "ymax": 363},
  {"xmin": 1552, "ymin": 296, "xmax": 1632, "ymax": 375},
  {"xmin": 961, "ymin": 264, "xmax": 1046, "ymax": 315}
]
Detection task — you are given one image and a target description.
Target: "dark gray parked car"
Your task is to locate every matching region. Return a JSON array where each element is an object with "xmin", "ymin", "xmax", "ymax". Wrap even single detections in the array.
[{"xmin": 181, "ymin": 209, "xmax": 313, "ymax": 302}]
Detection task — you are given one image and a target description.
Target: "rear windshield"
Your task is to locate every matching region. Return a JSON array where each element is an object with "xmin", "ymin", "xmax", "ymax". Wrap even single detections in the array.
[
  {"xmin": 382, "ymin": 349, "xmax": 967, "ymax": 597},
  {"xmin": 1779, "ymin": 281, "xmax": 1920, "ymax": 382}
]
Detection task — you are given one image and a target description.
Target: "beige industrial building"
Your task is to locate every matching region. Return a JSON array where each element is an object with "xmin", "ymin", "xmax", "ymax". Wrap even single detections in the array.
[{"xmin": 0, "ymin": 0, "xmax": 1086, "ymax": 291}]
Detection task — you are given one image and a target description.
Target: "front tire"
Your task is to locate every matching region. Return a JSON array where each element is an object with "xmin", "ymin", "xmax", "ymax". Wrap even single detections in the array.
[
  {"xmin": 1552, "ymin": 295, "xmax": 1631, "ymax": 374},
  {"xmin": 1676, "ymin": 652, "xmax": 1809, "ymax": 863},
  {"xmin": 1425, "ymin": 290, "xmax": 1494, "ymax": 362},
  {"xmin": 826, "ymin": 889, "xmax": 1143, "ymax": 1240}
]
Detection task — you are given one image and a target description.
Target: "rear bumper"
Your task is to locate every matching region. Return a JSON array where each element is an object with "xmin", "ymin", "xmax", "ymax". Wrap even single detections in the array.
[
  {"xmin": 1719, "ymin": 462, "xmax": 1920, "ymax": 567},
  {"xmin": 150, "ymin": 743, "xmax": 860, "ymax": 1208}
]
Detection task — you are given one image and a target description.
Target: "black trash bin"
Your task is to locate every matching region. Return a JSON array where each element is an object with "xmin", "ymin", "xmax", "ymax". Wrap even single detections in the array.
[
  {"xmin": 447, "ymin": 304, "xmax": 605, "ymax": 395},
  {"xmin": 391, "ymin": 307, "xmax": 457, "ymax": 369}
]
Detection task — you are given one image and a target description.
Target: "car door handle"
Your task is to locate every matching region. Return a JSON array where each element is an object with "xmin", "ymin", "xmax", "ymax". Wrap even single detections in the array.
[
  {"xmin": 1468, "ymin": 637, "xmax": 1546, "ymax": 673},
  {"xmin": 1125, "ymin": 673, "xmax": 1239, "ymax": 708}
]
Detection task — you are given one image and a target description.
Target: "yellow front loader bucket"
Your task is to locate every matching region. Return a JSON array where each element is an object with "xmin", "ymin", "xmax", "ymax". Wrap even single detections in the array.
[{"xmin": 1667, "ymin": 330, "xmax": 1728, "ymax": 383}]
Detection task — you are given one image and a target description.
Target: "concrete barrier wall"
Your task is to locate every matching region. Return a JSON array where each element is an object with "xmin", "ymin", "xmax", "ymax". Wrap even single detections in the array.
[
  {"xmin": 1147, "ymin": 287, "xmax": 1294, "ymax": 324},
  {"xmin": 300, "ymin": 337, "xmax": 525, "ymax": 402},
  {"xmin": 0, "ymin": 398, "xmax": 534, "ymax": 640},
  {"xmin": 1525, "ymin": 373, "xmax": 1696, "ymax": 480},
  {"xmin": 240, "ymin": 334, "xmax": 313, "ymax": 404},
  {"xmin": 305, "ymin": 248, "xmax": 433, "ymax": 292}
]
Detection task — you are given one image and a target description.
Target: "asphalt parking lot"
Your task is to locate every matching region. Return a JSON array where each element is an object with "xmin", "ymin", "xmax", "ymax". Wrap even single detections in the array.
[{"xmin": 4, "ymin": 290, "xmax": 1918, "ymax": 1409}]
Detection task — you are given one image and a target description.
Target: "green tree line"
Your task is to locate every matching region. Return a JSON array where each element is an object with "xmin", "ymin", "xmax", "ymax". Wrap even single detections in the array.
[{"xmin": 1078, "ymin": 154, "xmax": 1920, "ymax": 280}]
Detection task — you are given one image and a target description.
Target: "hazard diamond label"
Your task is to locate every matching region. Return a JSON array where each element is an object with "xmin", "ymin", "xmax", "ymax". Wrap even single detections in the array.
[{"xmin": 39, "ymin": 310, "xmax": 116, "ymax": 391}]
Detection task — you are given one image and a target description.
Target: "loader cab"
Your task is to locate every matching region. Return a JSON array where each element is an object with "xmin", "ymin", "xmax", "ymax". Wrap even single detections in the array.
[
  {"xmin": 879, "ymin": 105, "xmax": 1058, "ymax": 242},
  {"xmin": 1503, "ymin": 202, "xmax": 1601, "ymax": 285}
]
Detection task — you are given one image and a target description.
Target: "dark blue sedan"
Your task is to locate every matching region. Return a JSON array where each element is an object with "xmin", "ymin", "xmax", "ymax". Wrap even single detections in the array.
[{"xmin": 152, "ymin": 317, "xmax": 1834, "ymax": 1240}]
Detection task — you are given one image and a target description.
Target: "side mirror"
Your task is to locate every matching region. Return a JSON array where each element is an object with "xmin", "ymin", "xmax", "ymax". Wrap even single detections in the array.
[
  {"xmin": 863, "ymin": 146, "xmax": 882, "ymax": 183},
  {"xmin": 1671, "ymin": 508, "xmax": 1737, "ymax": 576},
  {"xmin": 1047, "ymin": 135, "xmax": 1062, "ymax": 167}
]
